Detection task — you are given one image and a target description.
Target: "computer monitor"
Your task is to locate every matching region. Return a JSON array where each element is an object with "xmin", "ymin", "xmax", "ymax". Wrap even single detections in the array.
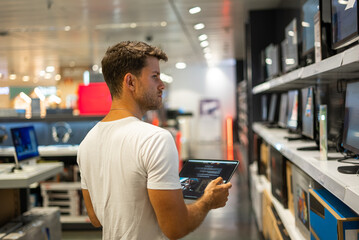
[
  {"xmin": 287, "ymin": 90, "xmax": 300, "ymax": 132},
  {"xmin": 10, "ymin": 126, "xmax": 40, "ymax": 170},
  {"xmin": 301, "ymin": 0, "xmax": 319, "ymax": 65},
  {"xmin": 301, "ymin": 86, "xmax": 316, "ymax": 140},
  {"xmin": 261, "ymin": 95, "xmax": 268, "ymax": 121},
  {"xmin": 331, "ymin": 0, "xmax": 359, "ymax": 49},
  {"xmin": 283, "ymin": 18, "xmax": 299, "ymax": 72},
  {"xmin": 278, "ymin": 93, "xmax": 288, "ymax": 128},
  {"xmin": 342, "ymin": 81, "xmax": 359, "ymax": 155},
  {"xmin": 265, "ymin": 44, "xmax": 280, "ymax": 78},
  {"xmin": 268, "ymin": 93, "xmax": 279, "ymax": 124}
]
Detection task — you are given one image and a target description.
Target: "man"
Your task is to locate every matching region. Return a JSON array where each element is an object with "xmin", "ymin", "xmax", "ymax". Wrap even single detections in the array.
[{"xmin": 77, "ymin": 41, "xmax": 232, "ymax": 240}]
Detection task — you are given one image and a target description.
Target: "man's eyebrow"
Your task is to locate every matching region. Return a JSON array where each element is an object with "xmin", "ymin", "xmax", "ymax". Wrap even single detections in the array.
[{"xmin": 152, "ymin": 71, "xmax": 160, "ymax": 74}]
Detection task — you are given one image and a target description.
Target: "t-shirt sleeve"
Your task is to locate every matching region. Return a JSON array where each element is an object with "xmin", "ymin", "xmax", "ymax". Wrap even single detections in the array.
[
  {"xmin": 77, "ymin": 144, "xmax": 88, "ymax": 190},
  {"xmin": 141, "ymin": 130, "xmax": 181, "ymax": 190}
]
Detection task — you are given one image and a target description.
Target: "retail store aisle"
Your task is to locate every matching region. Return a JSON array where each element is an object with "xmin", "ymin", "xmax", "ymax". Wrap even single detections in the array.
[{"xmin": 62, "ymin": 142, "xmax": 260, "ymax": 240}]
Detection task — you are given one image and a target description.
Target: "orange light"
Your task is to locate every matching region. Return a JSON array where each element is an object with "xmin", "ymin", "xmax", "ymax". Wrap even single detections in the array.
[
  {"xmin": 226, "ymin": 116, "xmax": 234, "ymax": 160},
  {"xmin": 175, "ymin": 131, "xmax": 183, "ymax": 170}
]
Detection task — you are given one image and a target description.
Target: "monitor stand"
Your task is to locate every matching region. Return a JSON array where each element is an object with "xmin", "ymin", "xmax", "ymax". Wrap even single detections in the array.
[
  {"xmin": 284, "ymin": 135, "xmax": 303, "ymax": 141},
  {"xmin": 297, "ymin": 146, "xmax": 319, "ymax": 151},
  {"xmin": 337, "ymin": 165, "xmax": 359, "ymax": 174},
  {"xmin": 11, "ymin": 152, "xmax": 23, "ymax": 173}
]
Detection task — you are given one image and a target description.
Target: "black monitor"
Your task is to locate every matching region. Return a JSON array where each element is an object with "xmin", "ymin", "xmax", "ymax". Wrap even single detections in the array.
[
  {"xmin": 287, "ymin": 90, "xmax": 300, "ymax": 132},
  {"xmin": 283, "ymin": 18, "xmax": 299, "ymax": 72},
  {"xmin": 342, "ymin": 81, "xmax": 359, "ymax": 155},
  {"xmin": 331, "ymin": 0, "xmax": 359, "ymax": 49},
  {"xmin": 301, "ymin": 0, "xmax": 320, "ymax": 65},
  {"xmin": 301, "ymin": 86, "xmax": 316, "ymax": 140},
  {"xmin": 265, "ymin": 44, "xmax": 280, "ymax": 78},
  {"xmin": 261, "ymin": 95, "xmax": 268, "ymax": 121},
  {"xmin": 278, "ymin": 93, "xmax": 288, "ymax": 128},
  {"xmin": 268, "ymin": 93, "xmax": 279, "ymax": 124},
  {"xmin": 10, "ymin": 126, "xmax": 40, "ymax": 170}
]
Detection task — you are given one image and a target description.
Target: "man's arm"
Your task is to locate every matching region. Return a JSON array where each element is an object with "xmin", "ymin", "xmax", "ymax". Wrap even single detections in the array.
[
  {"xmin": 148, "ymin": 177, "xmax": 231, "ymax": 240},
  {"xmin": 82, "ymin": 189, "xmax": 102, "ymax": 228}
]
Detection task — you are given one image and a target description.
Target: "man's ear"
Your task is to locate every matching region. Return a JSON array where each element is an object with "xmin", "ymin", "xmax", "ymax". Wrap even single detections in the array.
[{"xmin": 124, "ymin": 73, "xmax": 136, "ymax": 91}]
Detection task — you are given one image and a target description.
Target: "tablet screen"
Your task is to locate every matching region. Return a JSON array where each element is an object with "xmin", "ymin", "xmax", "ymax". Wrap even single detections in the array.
[{"xmin": 179, "ymin": 159, "xmax": 239, "ymax": 199}]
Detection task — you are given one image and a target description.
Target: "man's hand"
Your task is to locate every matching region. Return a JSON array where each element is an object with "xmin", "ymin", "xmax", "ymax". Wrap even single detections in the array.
[{"xmin": 200, "ymin": 177, "xmax": 232, "ymax": 210}]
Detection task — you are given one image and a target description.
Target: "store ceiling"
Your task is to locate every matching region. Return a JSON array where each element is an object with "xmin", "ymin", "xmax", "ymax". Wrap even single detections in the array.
[{"xmin": 0, "ymin": 0, "xmax": 298, "ymax": 86}]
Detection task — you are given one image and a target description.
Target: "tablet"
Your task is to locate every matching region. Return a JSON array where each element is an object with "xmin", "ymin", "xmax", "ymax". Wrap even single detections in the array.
[{"xmin": 179, "ymin": 159, "xmax": 239, "ymax": 199}]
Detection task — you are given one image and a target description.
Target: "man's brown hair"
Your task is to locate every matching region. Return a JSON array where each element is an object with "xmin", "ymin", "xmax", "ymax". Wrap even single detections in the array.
[{"xmin": 101, "ymin": 41, "xmax": 168, "ymax": 98}]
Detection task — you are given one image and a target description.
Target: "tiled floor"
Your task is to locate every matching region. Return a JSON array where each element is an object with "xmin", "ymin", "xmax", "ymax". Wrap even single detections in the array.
[{"xmin": 62, "ymin": 142, "xmax": 261, "ymax": 240}]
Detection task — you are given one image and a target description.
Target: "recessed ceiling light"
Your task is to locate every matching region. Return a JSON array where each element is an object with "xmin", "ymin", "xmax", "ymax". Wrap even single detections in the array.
[
  {"xmin": 203, "ymin": 47, "xmax": 211, "ymax": 53},
  {"xmin": 22, "ymin": 76, "xmax": 30, "ymax": 82},
  {"xmin": 160, "ymin": 21, "xmax": 167, "ymax": 27},
  {"xmin": 64, "ymin": 26, "xmax": 71, "ymax": 31},
  {"xmin": 200, "ymin": 41, "xmax": 209, "ymax": 48},
  {"xmin": 39, "ymin": 70, "xmax": 45, "ymax": 76},
  {"xmin": 92, "ymin": 64, "xmax": 99, "ymax": 71},
  {"xmin": 204, "ymin": 53, "xmax": 212, "ymax": 60},
  {"xmin": 198, "ymin": 34, "xmax": 208, "ymax": 41},
  {"xmin": 46, "ymin": 66, "xmax": 55, "ymax": 72},
  {"xmin": 9, "ymin": 74, "xmax": 16, "ymax": 80},
  {"xmin": 176, "ymin": 62, "xmax": 187, "ymax": 69},
  {"xmin": 55, "ymin": 74, "xmax": 61, "ymax": 81},
  {"xmin": 189, "ymin": 7, "xmax": 201, "ymax": 14},
  {"xmin": 130, "ymin": 23, "xmax": 137, "ymax": 28},
  {"xmin": 45, "ymin": 73, "xmax": 52, "ymax": 79},
  {"xmin": 194, "ymin": 23, "xmax": 205, "ymax": 30}
]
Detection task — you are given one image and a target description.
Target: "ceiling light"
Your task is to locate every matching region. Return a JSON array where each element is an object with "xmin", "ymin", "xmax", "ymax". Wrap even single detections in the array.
[
  {"xmin": 203, "ymin": 47, "xmax": 211, "ymax": 53},
  {"xmin": 64, "ymin": 26, "xmax": 71, "ymax": 31},
  {"xmin": 198, "ymin": 34, "xmax": 208, "ymax": 41},
  {"xmin": 130, "ymin": 23, "xmax": 137, "ymax": 28},
  {"xmin": 301, "ymin": 22, "xmax": 310, "ymax": 27},
  {"xmin": 204, "ymin": 53, "xmax": 212, "ymax": 60},
  {"xmin": 55, "ymin": 74, "xmax": 61, "ymax": 81},
  {"xmin": 194, "ymin": 23, "xmax": 205, "ymax": 30},
  {"xmin": 160, "ymin": 21, "xmax": 167, "ymax": 27},
  {"xmin": 200, "ymin": 41, "xmax": 209, "ymax": 48},
  {"xmin": 46, "ymin": 66, "xmax": 55, "ymax": 72},
  {"xmin": 39, "ymin": 70, "xmax": 45, "ymax": 76},
  {"xmin": 160, "ymin": 73, "xmax": 173, "ymax": 83},
  {"xmin": 92, "ymin": 64, "xmax": 99, "ymax": 71},
  {"xmin": 189, "ymin": 7, "xmax": 201, "ymax": 14},
  {"xmin": 9, "ymin": 74, "xmax": 16, "ymax": 80},
  {"xmin": 176, "ymin": 62, "xmax": 187, "ymax": 69},
  {"xmin": 45, "ymin": 73, "xmax": 52, "ymax": 79},
  {"xmin": 22, "ymin": 76, "xmax": 30, "ymax": 82}
]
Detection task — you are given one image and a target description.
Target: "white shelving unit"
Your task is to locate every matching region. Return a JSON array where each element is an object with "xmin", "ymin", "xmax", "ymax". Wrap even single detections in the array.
[
  {"xmin": 0, "ymin": 162, "xmax": 64, "ymax": 189},
  {"xmin": 0, "ymin": 145, "xmax": 78, "ymax": 157},
  {"xmin": 252, "ymin": 44, "xmax": 359, "ymax": 94},
  {"xmin": 252, "ymin": 123, "xmax": 359, "ymax": 214}
]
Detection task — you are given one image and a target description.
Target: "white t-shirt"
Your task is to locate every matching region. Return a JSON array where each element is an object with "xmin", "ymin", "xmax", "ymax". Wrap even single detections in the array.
[{"xmin": 77, "ymin": 117, "xmax": 181, "ymax": 240}]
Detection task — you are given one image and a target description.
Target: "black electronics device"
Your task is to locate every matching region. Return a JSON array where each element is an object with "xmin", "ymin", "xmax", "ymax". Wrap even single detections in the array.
[
  {"xmin": 10, "ymin": 126, "xmax": 40, "ymax": 171},
  {"xmin": 270, "ymin": 146, "xmax": 288, "ymax": 208},
  {"xmin": 282, "ymin": 18, "xmax": 300, "ymax": 73},
  {"xmin": 338, "ymin": 81, "xmax": 359, "ymax": 174},
  {"xmin": 301, "ymin": 0, "xmax": 320, "ymax": 65},
  {"xmin": 287, "ymin": 90, "xmax": 301, "ymax": 133},
  {"xmin": 265, "ymin": 44, "xmax": 280, "ymax": 79},
  {"xmin": 331, "ymin": 0, "xmax": 359, "ymax": 50},
  {"xmin": 278, "ymin": 93, "xmax": 288, "ymax": 128},
  {"xmin": 179, "ymin": 159, "xmax": 239, "ymax": 199},
  {"xmin": 261, "ymin": 95, "xmax": 268, "ymax": 122},
  {"xmin": 268, "ymin": 93, "xmax": 280, "ymax": 125}
]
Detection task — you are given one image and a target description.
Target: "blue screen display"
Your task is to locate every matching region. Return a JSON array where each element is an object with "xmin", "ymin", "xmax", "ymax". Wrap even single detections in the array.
[
  {"xmin": 11, "ymin": 126, "xmax": 40, "ymax": 162},
  {"xmin": 302, "ymin": 0, "xmax": 319, "ymax": 53}
]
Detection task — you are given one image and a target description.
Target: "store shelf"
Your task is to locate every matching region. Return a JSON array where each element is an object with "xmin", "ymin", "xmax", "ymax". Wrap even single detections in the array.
[
  {"xmin": 0, "ymin": 162, "xmax": 64, "ymax": 189},
  {"xmin": 252, "ymin": 123, "xmax": 359, "ymax": 214},
  {"xmin": 0, "ymin": 145, "xmax": 78, "ymax": 157},
  {"xmin": 252, "ymin": 44, "xmax": 359, "ymax": 94}
]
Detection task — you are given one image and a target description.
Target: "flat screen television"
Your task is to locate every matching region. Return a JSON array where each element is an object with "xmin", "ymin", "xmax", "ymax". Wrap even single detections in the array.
[
  {"xmin": 265, "ymin": 44, "xmax": 280, "ymax": 78},
  {"xmin": 278, "ymin": 93, "xmax": 288, "ymax": 128},
  {"xmin": 268, "ymin": 93, "xmax": 279, "ymax": 124},
  {"xmin": 287, "ymin": 90, "xmax": 300, "ymax": 132},
  {"xmin": 261, "ymin": 95, "xmax": 268, "ymax": 121},
  {"xmin": 302, "ymin": 0, "xmax": 320, "ymax": 65},
  {"xmin": 331, "ymin": 0, "xmax": 359, "ymax": 49},
  {"xmin": 301, "ymin": 86, "xmax": 316, "ymax": 140},
  {"xmin": 10, "ymin": 126, "xmax": 40, "ymax": 170},
  {"xmin": 283, "ymin": 18, "xmax": 299, "ymax": 72},
  {"xmin": 342, "ymin": 81, "xmax": 359, "ymax": 155}
]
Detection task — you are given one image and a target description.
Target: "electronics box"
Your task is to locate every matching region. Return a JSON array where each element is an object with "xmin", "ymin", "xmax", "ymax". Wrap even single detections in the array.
[
  {"xmin": 270, "ymin": 146, "xmax": 288, "ymax": 208},
  {"xmin": 262, "ymin": 190, "xmax": 273, "ymax": 240},
  {"xmin": 309, "ymin": 189, "xmax": 359, "ymax": 240},
  {"xmin": 268, "ymin": 205, "xmax": 291, "ymax": 240},
  {"xmin": 286, "ymin": 161, "xmax": 295, "ymax": 216},
  {"xmin": 260, "ymin": 141, "xmax": 270, "ymax": 180},
  {"xmin": 292, "ymin": 164, "xmax": 315, "ymax": 239}
]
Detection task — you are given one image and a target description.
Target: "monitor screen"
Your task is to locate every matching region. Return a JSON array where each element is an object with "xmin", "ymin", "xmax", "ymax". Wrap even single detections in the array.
[
  {"xmin": 284, "ymin": 18, "xmax": 299, "ymax": 72},
  {"xmin": 331, "ymin": 0, "xmax": 359, "ymax": 49},
  {"xmin": 302, "ymin": 0, "xmax": 319, "ymax": 54},
  {"xmin": 261, "ymin": 95, "xmax": 268, "ymax": 121},
  {"xmin": 278, "ymin": 93, "xmax": 288, "ymax": 128},
  {"xmin": 301, "ymin": 86, "xmax": 315, "ymax": 139},
  {"xmin": 268, "ymin": 93, "xmax": 278, "ymax": 123},
  {"xmin": 287, "ymin": 90, "xmax": 299, "ymax": 130},
  {"xmin": 10, "ymin": 126, "xmax": 40, "ymax": 163},
  {"xmin": 343, "ymin": 81, "xmax": 359, "ymax": 155},
  {"xmin": 265, "ymin": 44, "xmax": 280, "ymax": 78}
]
